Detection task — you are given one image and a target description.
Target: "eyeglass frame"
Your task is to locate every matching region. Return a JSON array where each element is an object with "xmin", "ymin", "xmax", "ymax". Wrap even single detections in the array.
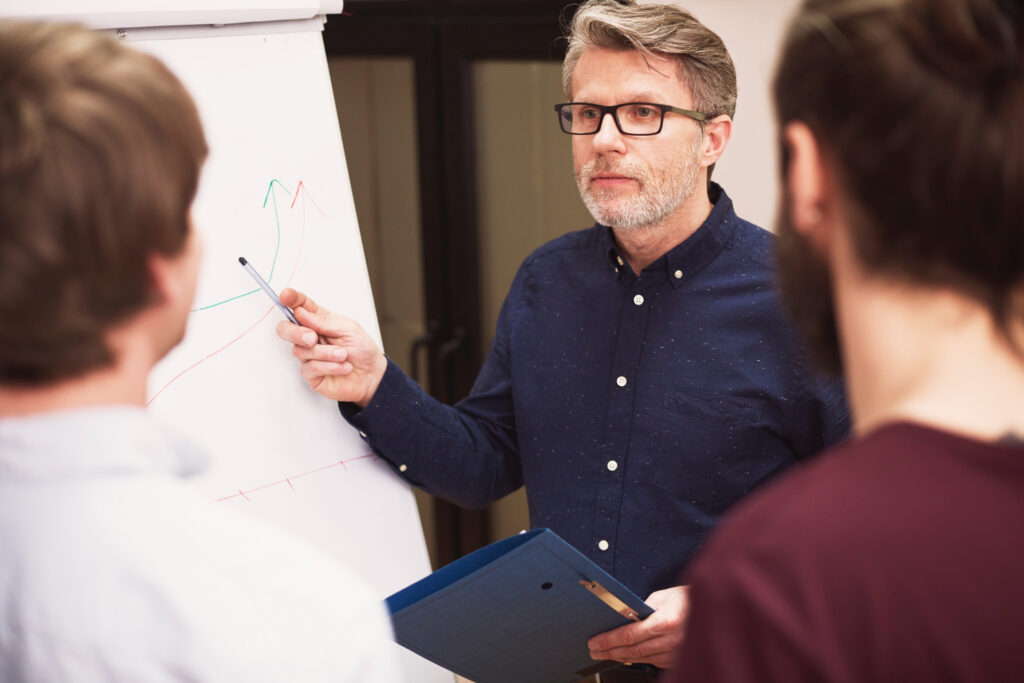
[{"xmin": 553, "ymin": 101, "xmax": 709, "ymax": 136}]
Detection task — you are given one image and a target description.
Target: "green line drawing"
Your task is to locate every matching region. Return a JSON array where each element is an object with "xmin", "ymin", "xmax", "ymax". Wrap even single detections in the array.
[{"xmin": 192, "ymin": 179, "xmax": 293, "ymax": 312}]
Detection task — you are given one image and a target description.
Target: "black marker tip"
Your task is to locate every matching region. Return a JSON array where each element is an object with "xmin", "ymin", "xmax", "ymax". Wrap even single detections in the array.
[{"xmin": 238, "ymin": 256, "xmax": 247, "ymax": 265}]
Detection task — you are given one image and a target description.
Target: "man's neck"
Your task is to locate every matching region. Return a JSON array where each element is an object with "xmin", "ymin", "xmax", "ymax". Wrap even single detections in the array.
[
  {"xmin": 837, "ymin": 277, "xmax": 1024, "ymax": 443},
  {"xmin": 0, "ymin": 368, "xmax": 147, "ymax": 418},
  {"xmin": 612, "ymin": 188, "xmax": 713, "ymax": 274},
  {"xmin": 0, "ymin": 337, "xmax": 153, "ymax": 418}
]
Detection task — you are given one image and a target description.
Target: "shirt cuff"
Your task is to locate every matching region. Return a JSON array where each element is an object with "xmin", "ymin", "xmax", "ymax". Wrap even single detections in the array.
[{"xmin": 337, "ymin": 358, "xmax": 418, "ymax": 439}]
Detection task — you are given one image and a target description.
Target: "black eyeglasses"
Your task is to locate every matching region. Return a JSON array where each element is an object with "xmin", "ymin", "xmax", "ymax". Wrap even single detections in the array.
[{"xmin": 554, "ymin": 102, "xmax": 708, "ymax": 136}]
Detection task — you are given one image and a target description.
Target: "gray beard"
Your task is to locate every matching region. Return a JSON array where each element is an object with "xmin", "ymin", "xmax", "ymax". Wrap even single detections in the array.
[{"xmin": 576, "ymin": 132, "xmax": 702, "ymax": 230}]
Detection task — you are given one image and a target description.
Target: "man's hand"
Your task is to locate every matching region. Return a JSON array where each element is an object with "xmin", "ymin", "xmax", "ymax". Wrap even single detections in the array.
[
  {"xmin": 274, "ymin": 288, "xmax": 387, "ymax": 407},
  {"xmin": 587, "ymin": 585, "xmax": 690, "ymax": 670}
]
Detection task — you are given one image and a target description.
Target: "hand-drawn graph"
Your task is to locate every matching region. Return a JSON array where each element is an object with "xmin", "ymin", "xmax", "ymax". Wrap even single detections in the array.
[
  {"xmin": 144, "ymin": 174, "xmax": 388, "ymax": 509},
  {"xmin": 147, "ymin": 178, "xmax": 321, "ymax": 407},
  {"xmin": 146, "ymin": 178, "xmax": 387, "ymax": 507},
  {"xmin": 135, "ymin": 28, "xmax": 448, "ymax": 683}
]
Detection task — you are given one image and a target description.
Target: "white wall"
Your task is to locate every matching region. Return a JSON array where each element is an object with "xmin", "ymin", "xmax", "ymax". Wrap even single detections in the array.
[{"xmin": 662, "ymin": 0, "xmax": 802, "ymax": 231}]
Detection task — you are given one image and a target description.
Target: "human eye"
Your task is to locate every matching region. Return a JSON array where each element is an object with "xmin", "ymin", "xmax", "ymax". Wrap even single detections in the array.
[
  {"xmin": 618, "ymin": 104, "xmax": 660, "ymax": 128},
  {"xmin": 578, "ymin": 105, "xmax": 601, "ymax": 120},
  {"xmin": 629, "ymin": 104, "xmax": 658, "ymax": 119}
]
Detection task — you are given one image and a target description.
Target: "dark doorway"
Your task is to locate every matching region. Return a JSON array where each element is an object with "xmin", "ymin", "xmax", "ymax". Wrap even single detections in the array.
[{"xmin": 324, "ymin": 0, "xmax": 587, "ymax": 567}]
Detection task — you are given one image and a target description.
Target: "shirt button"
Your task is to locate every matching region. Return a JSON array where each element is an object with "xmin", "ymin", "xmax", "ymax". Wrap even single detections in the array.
[
  {"xmin": 606, "ymin": 460, "xmax": 618, "ymax": 472},
  {"xmin": 633, "ymin": 294, "xmax": 644, "ymax": 306},
  {"xmin": 399, "ymin": 464, "xmax": 408, "ymax": 473},
  {"xmin": 598, "ymin": 540, "xmax": 610, "ymax": 551},
  {"xmin": 616, "ymin": 376, "xmax": 627, "ymax": 387},
  {"xmin": 616, "ymin": 255, "xmax": 624, "ymax": 266},
  {"xmin": 674, "ymin": 269, "xmax": 683, "ymax": 279}
]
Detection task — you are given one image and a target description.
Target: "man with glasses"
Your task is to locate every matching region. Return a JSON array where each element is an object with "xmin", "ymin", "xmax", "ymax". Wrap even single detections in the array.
[{"xmin": 276, "ymin": 1, "xmax": 848, "ymax": 679}]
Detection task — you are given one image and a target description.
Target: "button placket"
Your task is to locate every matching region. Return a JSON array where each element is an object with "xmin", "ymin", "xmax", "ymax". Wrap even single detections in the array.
[{"xmin": 593, "ymin": 278, "xmax": 653, "ymax": 573}]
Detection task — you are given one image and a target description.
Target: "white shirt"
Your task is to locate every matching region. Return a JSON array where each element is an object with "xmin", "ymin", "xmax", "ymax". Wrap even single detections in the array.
[{"xmin": 0, "ymin": 406, "xmax": 403, "ymax": 683}]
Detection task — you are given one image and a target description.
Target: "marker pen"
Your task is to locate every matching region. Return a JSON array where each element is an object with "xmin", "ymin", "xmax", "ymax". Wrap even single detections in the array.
[{"xmin": 238, "ymin": 256, "xmax": 299, "ymax": 325}]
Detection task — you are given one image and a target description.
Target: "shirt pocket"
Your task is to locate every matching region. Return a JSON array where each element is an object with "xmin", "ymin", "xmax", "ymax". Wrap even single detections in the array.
[
  {"xmin": 650, "ymin": 387, "xmax": 773, "ymax": 514},
  {"xmin": 664, "ymin": 386, "xmax": 761, "ymax": 424}
]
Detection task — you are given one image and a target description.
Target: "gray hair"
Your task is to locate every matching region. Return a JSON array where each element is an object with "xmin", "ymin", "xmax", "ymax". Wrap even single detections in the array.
[{"xmin": 562, "ymin": 0, "xmax": 738, "ymax": 119}]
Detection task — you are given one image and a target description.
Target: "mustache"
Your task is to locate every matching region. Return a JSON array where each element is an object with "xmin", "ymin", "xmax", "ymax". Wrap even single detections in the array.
[{"xmin": 580, "ymin": 158, "xmax": 645, "ymax": 184}]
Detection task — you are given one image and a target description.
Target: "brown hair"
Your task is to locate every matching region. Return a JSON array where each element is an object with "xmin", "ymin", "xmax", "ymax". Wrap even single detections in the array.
[
  {"xmin": 562, "ymin": 0, "xmax": 737, "ymax": 119},
  {"xmin": 0, "ymin": 20, "xmax": 208, "ymax": 385},
  {"xmin": 774, "ymin": 0, "xmax": 1024, "ymax": 346}
]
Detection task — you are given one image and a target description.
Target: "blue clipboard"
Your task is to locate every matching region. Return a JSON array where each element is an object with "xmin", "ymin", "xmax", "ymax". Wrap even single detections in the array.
[{"xmin": 386, "ymin": 528, "xmax": 655, "ymax": 683}]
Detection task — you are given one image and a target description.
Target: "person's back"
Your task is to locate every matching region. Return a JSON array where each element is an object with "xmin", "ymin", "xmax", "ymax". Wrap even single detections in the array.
[
  {"xmin": 0, "ymin": 407, "xmax": 398, "ymax": 682},
  {"xmin": 674, "ymin": 423, "xmax": 1024, "ymax": 682},
  {"xmin": 0, "ymin": 20, "xmax": 399, "ymax": 682},
  {"xmin": 667, "ymin": 0, "xmax": 1024, "ymax": 680}
]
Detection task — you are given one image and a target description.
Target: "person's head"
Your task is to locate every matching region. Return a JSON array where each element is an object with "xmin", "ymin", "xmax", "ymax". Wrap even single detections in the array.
[
  {"xmin": 773, "ymin": 0, "xmax": 1024, "ymax": 375},
  {"xmin": 559, "ymin": 0, "xmax": 736, "ymax": 231},
  {"xmin": 0, "ymin": 20, "xmax": 208, "ymax": 387}
]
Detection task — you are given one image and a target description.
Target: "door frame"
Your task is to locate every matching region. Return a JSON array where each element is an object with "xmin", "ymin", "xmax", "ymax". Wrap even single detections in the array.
[{"xmin": 323, "ymin": 1, "xmax": 572, "ymax": 565}]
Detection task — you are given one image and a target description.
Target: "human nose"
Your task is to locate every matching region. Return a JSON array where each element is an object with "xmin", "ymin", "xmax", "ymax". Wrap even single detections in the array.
[{"xmin": 592, "ymin": 111, "xmax": 627, "ymax": 154}]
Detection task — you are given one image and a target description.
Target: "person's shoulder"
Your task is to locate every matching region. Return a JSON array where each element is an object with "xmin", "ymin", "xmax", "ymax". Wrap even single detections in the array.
[
  {"xmin": 523, "ymin": 223, "xmax": 606, "ymax": 264},
  {"xmin": 710, "ymin": 184, "xmax": 775, "ymax": 250},
  {"xmin": 692, "ymin": 424, "xmax": 959, "ymax": 577},
  {"xmin": 149, "ymin": 481, "xmax": 384, "ymax": 603},
  {"xmin": 81, "ymin": 478, "xmax": 393, "ymax": 677},
  {"xmin": 166, "ymin": 497, "xmax": 395, "ymax": 679},
  {"xmin": 689, "ymin": 433, "xmax": 883, "ymax": 570},
  {"xmin": 505, "ymin": 224, "xmax": 609, "ymax": 293},
  {"xmin": 0, "ymin": 474, "xmax": 394, "ymax": 681},
  {"xmin": 139, "ymin": 475, "xmax": 391, "ymax": 607},
  {"xmin": 721, "ymin": 211, "xmax": 775, "ymax": 266}
]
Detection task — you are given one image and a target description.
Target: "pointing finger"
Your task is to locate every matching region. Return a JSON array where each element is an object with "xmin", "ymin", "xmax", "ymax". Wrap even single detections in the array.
[
  {"xmin": 278, "ymin": 287, "xmax": 312, "ymax": 310},
  {"xmin": 275, "ymin": 319, "xmax": 317, "ymax": 347}
]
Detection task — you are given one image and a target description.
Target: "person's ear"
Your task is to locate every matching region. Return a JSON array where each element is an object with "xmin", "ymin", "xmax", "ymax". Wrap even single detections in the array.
[
  {"xmin": 783, "ymin": 121, "xmax": 831, "ymax": 248},
  {"xmin": 147, "ymin": 251, "xmax": 187, "ymax": 309},
  {"xmin": 700, "ymin": 114, "xmax": 732, "ymax": 169}
]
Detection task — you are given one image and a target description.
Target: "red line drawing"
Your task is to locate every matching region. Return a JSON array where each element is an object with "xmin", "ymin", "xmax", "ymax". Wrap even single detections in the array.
[
  {"xmin": 290, "ymin": 180, "xmax": 323, "ymax": 213},
  {"xmin": 147, "ymin": 179, "xmax": 324, "ymax": 407},
  {"xmin": 147, "ymin": 305, "xmax": 275, "ymax": 406},
  {"xmin": 213, "ymin": 453, "xmax": 379, "ymax": 503},
  {"xmin": 143, "ymin": 179, "xmax": 365, "ymax": 504}
]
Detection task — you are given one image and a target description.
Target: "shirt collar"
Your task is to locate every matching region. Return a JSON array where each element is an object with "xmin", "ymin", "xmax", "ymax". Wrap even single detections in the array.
[
  {"xmin": 0, "ymin": 405, "xmax": 207, "ymax": 480},
  {"xmin": 603, "ymin": 182, "xmax": 741, "ymax": 288}
]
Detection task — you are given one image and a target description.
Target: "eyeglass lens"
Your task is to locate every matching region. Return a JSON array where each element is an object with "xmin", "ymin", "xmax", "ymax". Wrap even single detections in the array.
[{"xmin": 558, "ymin": 103, "xmax": 664, "ymax": 135}]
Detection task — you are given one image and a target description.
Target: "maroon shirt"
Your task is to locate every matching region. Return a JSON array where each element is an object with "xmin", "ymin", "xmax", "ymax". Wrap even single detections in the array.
[{"xmin": 667, "ymin": 422, "xmax": 1024, "ymax": 683}]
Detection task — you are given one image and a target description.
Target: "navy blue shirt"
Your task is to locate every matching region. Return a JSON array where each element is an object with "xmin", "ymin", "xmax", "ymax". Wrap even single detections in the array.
[{"xmin": 343, "ymin": 184, "xmax": 849, "ymax": 599}]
